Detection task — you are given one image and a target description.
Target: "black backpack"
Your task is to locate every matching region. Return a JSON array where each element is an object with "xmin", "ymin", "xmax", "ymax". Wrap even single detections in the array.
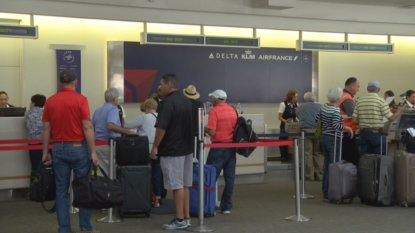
[
  {"xmin": 233, "ymin": 115, "xmax": 258, "ymax": 157},
  {"xmin": 401, "ymin": 132, "xmax": 415, "ymax": 153}
]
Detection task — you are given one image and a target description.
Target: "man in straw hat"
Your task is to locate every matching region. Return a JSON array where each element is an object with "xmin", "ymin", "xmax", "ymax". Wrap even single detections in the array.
[{"xmin": 183, "ymin": 85, "xmax": 205, "ymax": 141}]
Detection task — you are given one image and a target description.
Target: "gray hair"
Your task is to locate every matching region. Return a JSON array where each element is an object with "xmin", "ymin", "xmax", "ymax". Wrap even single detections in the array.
[
  {"xmin": 104, "ymin": 88, "xmax": 119, "ymax": 102},
  {"xmin": 367, "ymin": 86, "xmax": 380, "ymax": 92},
  {"xmin": 327, "ymin": 87, "xmax": 343, "ymax": 102},
  {"xmin": 303, "ymin": 92, "xmax": 315, "ymax": 102}
]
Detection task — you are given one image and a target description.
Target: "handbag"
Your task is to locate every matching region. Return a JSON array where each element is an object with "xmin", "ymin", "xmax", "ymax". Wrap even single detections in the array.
[
  {"xmin": 28, "ymin": 161, "xmax": 56, "ymax": 213},
  {"xmin": 315, "ymin": 110, "xmax": 323, "ymax": 139},
  {"xmin": 72, "ymin": 164, "xmax": 123, "ymax": 209}
]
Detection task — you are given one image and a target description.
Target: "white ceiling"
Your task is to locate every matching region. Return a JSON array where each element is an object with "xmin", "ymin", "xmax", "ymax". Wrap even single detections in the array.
[
  {"xmin": 303, "ymin": 0, "xmax": 415, "ymax": 7},
  {"xmin": 45, "ymin": 0, "xmax": 415, "ymax": 8}
]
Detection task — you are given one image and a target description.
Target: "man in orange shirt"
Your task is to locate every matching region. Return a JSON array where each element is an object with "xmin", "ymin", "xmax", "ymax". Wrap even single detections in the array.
[
  {"xmin": 339, "ymin": 77, "xmax": 360, "ymax": 165},
  {"xmin": 205, "ymin": 90, "xmax": 237, "ymax": 215},
  {"xmin": 42, "ymin": 70, "xmax": 99, "ymax": 233}
]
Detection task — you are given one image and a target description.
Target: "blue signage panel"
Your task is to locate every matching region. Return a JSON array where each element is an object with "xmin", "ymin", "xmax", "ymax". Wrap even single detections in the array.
[
  {"xmin": 122, "ymin": 42, "xmax": 312, "ymax": 103},
  {"xmin": 56, "ymin": 50, "xmax": 82, "ymax": 93}
]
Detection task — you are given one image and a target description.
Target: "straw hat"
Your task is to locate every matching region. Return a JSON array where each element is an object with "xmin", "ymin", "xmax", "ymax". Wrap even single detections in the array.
[{"xmin": 183, "ymin": 85, "xmax": 200, "ymax": 100}]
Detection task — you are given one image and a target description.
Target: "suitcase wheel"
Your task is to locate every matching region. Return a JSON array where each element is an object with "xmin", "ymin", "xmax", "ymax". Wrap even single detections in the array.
[{"xmin": 145, "ymin": 212, "xmax": 150, "ymax": 218}]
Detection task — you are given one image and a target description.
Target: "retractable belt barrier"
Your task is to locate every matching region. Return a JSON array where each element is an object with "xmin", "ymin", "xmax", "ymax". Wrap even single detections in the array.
[{"xmin": 0, "ymin": 139, "xmax": 108, "ymax": 151}]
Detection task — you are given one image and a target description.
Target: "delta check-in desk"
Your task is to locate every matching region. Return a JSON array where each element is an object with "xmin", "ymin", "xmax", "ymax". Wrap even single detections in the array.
[
  {"xmin": 0, "ymin": 117, "xmax": 31, "ymax": 193},
  {"xmin": 203, "ymin": 114, "xmax": 265, "ymax": 177}
]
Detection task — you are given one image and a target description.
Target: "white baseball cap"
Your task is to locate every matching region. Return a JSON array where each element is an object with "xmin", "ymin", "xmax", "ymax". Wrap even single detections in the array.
[{"xmin": 208, "ymin": 90, "xmax": 227, "ymax": 100}]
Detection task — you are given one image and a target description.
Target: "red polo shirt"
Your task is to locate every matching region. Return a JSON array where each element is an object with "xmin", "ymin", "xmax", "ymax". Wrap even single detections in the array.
[
  {"xmin": 206, "ymin": 102, "xmax": 237, "ymax": 143},
  {"xmin": 42, "ymin": 87, "xmax": 90, "ymax": 141}
]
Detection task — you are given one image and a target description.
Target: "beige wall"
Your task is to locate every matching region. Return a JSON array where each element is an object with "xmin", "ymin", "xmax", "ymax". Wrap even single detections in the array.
[{"xmin": 1, "ymin": 15, "xmax": 415, "ymax": 129}]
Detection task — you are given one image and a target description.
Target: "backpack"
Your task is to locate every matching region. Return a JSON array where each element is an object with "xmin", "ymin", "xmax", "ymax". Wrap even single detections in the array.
[{"xmin": 233, "ymin": 115, "xmax": 258, "ymax": 157}]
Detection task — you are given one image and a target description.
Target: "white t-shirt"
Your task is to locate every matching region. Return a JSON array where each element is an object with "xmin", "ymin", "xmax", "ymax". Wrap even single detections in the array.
[
  {"xmin": 119, "ymin": 105, "xmax": 126, "ymax": 118},
  {"xmin": 278, "ymin": 102, "xmax": 299, "ymax": 121},
  {"xmin": 124, "ymin": 112, "xmax": 157, "ymax": 151}
]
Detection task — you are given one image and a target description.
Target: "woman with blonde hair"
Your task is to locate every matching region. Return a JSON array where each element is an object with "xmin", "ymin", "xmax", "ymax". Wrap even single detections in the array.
[{"xmin": 124, "ymin": 98, "xmax": 162, "ymax": 207}]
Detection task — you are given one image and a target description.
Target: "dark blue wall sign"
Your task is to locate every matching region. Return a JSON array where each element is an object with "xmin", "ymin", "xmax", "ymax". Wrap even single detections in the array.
[
  {"xmin": 123, "ymin": 42, "xmax": 312, "ymax": 103},
  {"xmin": 56, "ymin": 50, "xmax": 81, "ymax": 93}
]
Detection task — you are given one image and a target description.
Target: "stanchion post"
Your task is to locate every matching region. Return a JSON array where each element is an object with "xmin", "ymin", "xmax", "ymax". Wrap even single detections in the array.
[
  {"xmin": 285, "ymin": 138, "xmax": 311, "ymax": 222},
  {"xmin": 69, "ymin": 171, "xmax": 78, "ymax": 214},
  {"xmin": 188, "ymin": 108, "xmax": 214, "ymax": 232},
  {"xmin": 298, "ymin": 130, "xmax": 314, "ymax": 199},
  {"xmin": 263, "ymin": 123, "xmax": 268, "ymax": 173},
  {"xmin": 97, "ymin": 139, "xmax": 123, "ymax": 223}
]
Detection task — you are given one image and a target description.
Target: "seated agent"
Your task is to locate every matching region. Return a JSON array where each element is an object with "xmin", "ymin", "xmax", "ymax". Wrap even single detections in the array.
[
  {"xmin": 0, "ymin": 91, "xmax": 14, "ymax": 107},
  {"xmin": 92, "ymin": 88, "xmax": 135, "ymax": 175},
  {"xmin": 205, "ymin": 89, "xmax": 238, "ymax": 215}
]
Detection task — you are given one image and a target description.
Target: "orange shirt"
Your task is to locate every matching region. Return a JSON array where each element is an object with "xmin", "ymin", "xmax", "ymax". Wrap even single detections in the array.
[
  {"xmin": 206, "ymin": 103, "xmax": 237, "ymax": 143},
  {"xmin": 42, "ymin": 88, "xmax": 90, "ymax": 141}
]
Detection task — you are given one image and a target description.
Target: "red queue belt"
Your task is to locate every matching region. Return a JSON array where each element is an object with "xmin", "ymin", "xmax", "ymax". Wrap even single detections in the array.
[
  {"xmin": 204, "ymin": 139, "xmax": 293, "ymax": 148},
  {"xmin": 0, "ymin": 139, "xmax": 108, "ymax": 151}
]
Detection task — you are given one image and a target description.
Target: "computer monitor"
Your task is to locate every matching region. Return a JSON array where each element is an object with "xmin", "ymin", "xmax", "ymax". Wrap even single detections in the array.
[
  {"xmin": 398, "ymin": 114, "xmax": 415, "ymax": 129},
  {"xmin": 0, "ymin": 107, "xmax": 27, "ymax": 117}
]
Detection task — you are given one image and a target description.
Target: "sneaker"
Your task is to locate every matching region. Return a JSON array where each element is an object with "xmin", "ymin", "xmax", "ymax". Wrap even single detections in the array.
[
  {"xmin": 162, "ymin": 218, "xmax": 189, "ymax": 230},
  {"xmin": 151, "ymin": 192, "xmax": 160, "ymax": 208},
  {"xmin": 221, "ymin": 210, "xmax": 231, "ymax": 215},
  {"xmin": 185, "ymin": 217, "xmax": 191, "ymax": 227},
  {"xmin": 322, "ymin": 198, "xmax": 330, "ymax": 203},
  {"xmin": 80, "ymin": 230, "xmax": 100, "ymax": 233}
]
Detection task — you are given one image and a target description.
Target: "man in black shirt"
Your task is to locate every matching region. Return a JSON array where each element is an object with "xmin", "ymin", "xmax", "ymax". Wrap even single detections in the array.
[{"xmin": 150, "ymin": 74, "xmax": 193, "ymax": 230}]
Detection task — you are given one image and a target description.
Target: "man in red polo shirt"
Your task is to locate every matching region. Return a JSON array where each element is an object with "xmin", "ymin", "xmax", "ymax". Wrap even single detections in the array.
[
  {"xmin": 42, "ymin": 70, "xmax": 99, "ymax": 233},
  {"xmin": 204, "ymin": 89, "xmax": 237, "ymax": 215}
]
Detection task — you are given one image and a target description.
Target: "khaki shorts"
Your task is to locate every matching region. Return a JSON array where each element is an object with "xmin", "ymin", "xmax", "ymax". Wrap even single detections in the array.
[{"xmin": 160, "ymin": 153, "xmax": 193, "ymax": 190}]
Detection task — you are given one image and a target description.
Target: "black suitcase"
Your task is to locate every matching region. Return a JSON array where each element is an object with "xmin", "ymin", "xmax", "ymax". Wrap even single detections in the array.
[
  {"xmin": 117, "ymin": 165, "xmax": 152, "ymax": 217},
  {"xmin": 115, "ymin": 135, "xmax": 149, "ymax": 165},
  {"xmin": 358, "ymin": 135, "xmax": 394, "ymax": 206}
]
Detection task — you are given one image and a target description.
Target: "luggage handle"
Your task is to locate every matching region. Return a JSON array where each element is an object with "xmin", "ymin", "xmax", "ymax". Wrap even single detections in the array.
[
  {"xmin": 333, "ymin": 131, "xmax": 343, "ymax": 163},
  {"xmin": 85, "ymin": 163, "xmax": 111, "ymax": 181}
]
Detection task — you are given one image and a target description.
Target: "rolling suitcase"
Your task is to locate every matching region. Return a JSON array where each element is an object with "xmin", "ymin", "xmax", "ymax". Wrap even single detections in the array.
[
  {"xmin": 115, "ymin": 135, "xmax": 149, "ymax": 165},
  {"xmin": 394, "ymin": 150, "xmax": 415, "ymax": 207},
  {"xmin": 189, "ymin": 164, "xmax": 216, "ymax": 217},
  {"xmin": 117, "ymin": 165, "xmax": 152, "ymax": 217},
  {"xmin": 328, "ymin": 131, "xmax": 358, "ymax": 204},
  {"xmin": 358, "ymin": 134, "xmax": 394, "ymax": 206}
]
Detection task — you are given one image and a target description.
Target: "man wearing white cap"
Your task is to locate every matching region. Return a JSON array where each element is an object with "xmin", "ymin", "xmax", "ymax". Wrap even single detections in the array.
[
  {"xmin": 352, "ymin": 80, "xmax": 406, "ymax": 155},
  {"xmin": 204, "ymin": 89, "xmax": 238, "ymax": 215}
]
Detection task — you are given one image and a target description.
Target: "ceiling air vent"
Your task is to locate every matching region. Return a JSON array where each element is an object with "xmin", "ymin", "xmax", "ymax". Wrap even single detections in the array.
[{"xmin": 252, "ymin": 0, "xmax": 297, "ymax": 10}]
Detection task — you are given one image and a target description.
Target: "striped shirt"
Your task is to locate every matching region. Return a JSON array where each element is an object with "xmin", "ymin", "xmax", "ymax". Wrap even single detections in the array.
[
  {"xmin": 352, "ymin": 93, "xmax": 392, "ymax": 128},
  {"xmin": 206, "ymin": 102, "xmax": 237, "ymax": 143},
  {"xmin": 315, "ymin": 103, "xmax": 345, "ymax": 136}
]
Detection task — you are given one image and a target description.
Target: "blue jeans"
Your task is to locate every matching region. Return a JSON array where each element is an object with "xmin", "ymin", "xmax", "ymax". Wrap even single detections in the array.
[
  {"xmin": 148, "ymin": 158, "xmax": 162, "ymax": 197},
  {"xmin": 359, "ymin": 130, "xmax": 386, "ymax": 156},
  {"xmin": 206, "ymin": 148, "xmax": 236, "ymax": 211},
  {"xmin": 52, "ymin": 143, "xmax": 93, "ymax": 233},
  {"xmin": 320, "ymin": 134, "xmax": 341, "ymax": 199}
]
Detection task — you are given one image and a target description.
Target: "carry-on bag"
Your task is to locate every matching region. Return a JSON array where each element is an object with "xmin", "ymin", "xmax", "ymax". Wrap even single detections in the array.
[
  {"xmin": 29, "ymin": 161, "xmax": 56, "ymax": 213},
  {"xmin": 115, "ymin": 135, "xmax": 149, "ymax": 165},
  {"xmin": 358, "ymin": 134, "xmax": 394, "ymax": 206},
  {"xmin": 394, "ymin": 150, "xmax": 415, "ymax": 207},
  {"xmin": 328, "ymin": 131, "xmax": 358, "ymax": 204},
  {"xmin": 190, "ymin": 164, "xmax": 216, "ymax": 217},
  {"xmin": 117, "ymin": 165, "xmax": 152, "ymax": 217},
  {"xmin": 72, "ymin": 165, "xmax": 123, "ymax": 209}
]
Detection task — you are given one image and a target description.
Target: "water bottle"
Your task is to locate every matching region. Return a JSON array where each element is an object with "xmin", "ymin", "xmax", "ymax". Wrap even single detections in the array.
[{"xmin": 236, "ymin": 103, "xmax": 242, "ymax": 115}]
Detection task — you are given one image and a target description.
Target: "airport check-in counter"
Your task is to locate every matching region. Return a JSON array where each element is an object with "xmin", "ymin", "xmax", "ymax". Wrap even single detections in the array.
[
  {"xmin": 0, "ymin": 117, "xmax": 31, "ymax": 197},
  {"xmin": 203, "ymin": 114, "xmax": 265, "ymax": 176},
  {"xmin": 386, "ymin": 110, "xmax": 415, "ymax": 151}
]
